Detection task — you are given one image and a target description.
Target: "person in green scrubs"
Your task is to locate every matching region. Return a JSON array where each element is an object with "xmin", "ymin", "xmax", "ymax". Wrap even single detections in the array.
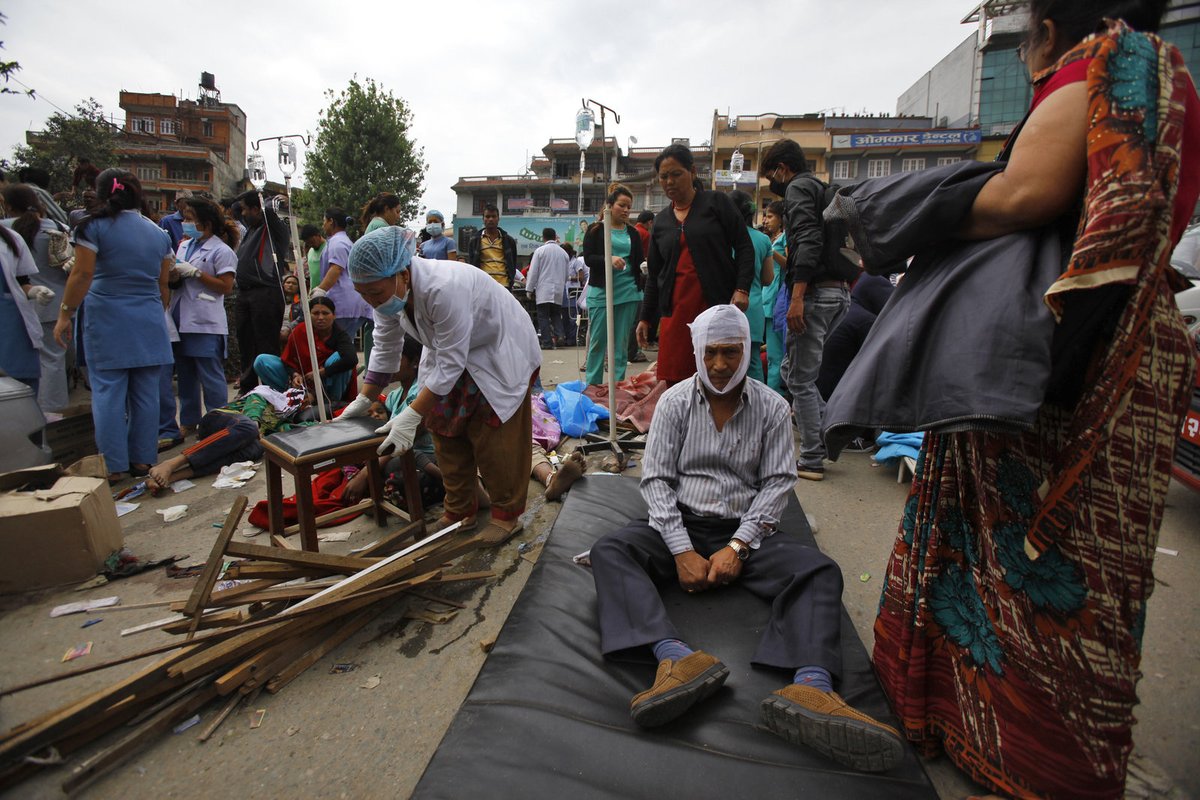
[{"xmin": 581, "ymin": 183, "xmax": 645, "ymax": 388}]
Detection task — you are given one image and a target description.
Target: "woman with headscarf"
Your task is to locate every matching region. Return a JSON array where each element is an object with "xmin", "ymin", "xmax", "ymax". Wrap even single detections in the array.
[
  {"xmin": 254, "ymin": 295, "xmax": 358, "ymax": 404},
  {"xmin": 339, "ymin": 226, "xmax": 541, "ymax": 545},
  {"xmin": 637, "ymin": 144, "xmax": 755, "ymax": 383},
  {"xmin": 865, "ymin": 4, "xmax": 1200, "ymax": 797},
  {"xmin": 1, "ymin": 184, "xmax": 69, "ymax": 411},
  {"xmin": 418, "ymin": 209, "xmax": 456, "ymax": 261},
  {"xmin": 168, "ymin": 196, "xmax": 239, "ymax": 436},
  {"xmin": 53, "ymin": 170, "xmax": 173, "ymax": 483}
]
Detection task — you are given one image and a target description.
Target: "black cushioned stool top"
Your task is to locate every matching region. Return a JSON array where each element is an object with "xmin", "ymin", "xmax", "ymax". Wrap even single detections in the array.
[
  {"xmin": 263, "ymin": 417, "xmax": 381, "ymax": 460},
  {"xmin": 414, "ymin": 474, "xmax": 936, "ymax": 800}
]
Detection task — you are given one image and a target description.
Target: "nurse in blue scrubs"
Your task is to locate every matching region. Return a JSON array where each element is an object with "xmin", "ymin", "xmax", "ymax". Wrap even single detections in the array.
[
  {"xmin": 0, "ymin": 226, "xmax": 50, "ymax": 392},
  {"xmin": 54, "ymin": 170, "xmax": 174, "ymax": 482}
]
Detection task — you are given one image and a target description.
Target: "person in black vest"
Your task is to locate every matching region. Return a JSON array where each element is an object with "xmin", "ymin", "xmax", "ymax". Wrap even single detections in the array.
[{"xmin": 232, "ymin": 190, "xmax": 291, "ymax": 394}]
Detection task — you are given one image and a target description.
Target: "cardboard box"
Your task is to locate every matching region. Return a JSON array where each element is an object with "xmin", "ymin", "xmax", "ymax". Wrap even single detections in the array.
[{"xmin": 0, "ymin": 456, "xmax": 123, "ymax": 594}]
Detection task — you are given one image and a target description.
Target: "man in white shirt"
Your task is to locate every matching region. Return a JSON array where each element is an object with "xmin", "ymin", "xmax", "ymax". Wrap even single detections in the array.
[
  {"xmin": 525, "ymin": 228, "xmax": 570, "ymax": 349},
  {"xmin": 590, "ymin": 304, "xmax": 902, "ymax": 773}
]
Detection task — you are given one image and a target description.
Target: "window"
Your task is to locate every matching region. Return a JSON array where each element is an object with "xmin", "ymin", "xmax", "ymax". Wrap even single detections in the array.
[
  {"xmin": 936, "ymin": 156, "xmax": 962, "ymax": 167},
  {"xmin": 160, "ymin": 119, "xmax": 177, "ymax": 135},
  {"xmin": 582, "ymin": 194, "xmax": 604, "ymax": 213},
  {"xmin": 867, "ymin": 159, "xmax": 891, "ymax": 178},
  {"xmin": 135, "ymin": 165, "xmax": 160, "ymax": 182},
  {"xmin": 978, "ymin": 47, "xmax": 1033, "ymax": 131},
  {"xmin": 168, "ymin": 169, "xmax": 196, "ymax": 181},
  {"xmin": 553, "ymin": 160, "xmax": 572, "ymax": 179},
  {"xmin": 131, "ymin": 117, "xmax": 155, "ymax": 134},
  {"xmin": 831, "ymin": 161, "xmax": 857, "ymax": 181},
  {"xmin": 805, "ymin": 160, "xmax": 817, "ymax": 174},
  {"xmin": 202, "ymin": 121, "xmax": 214, "ymax": 137},
  {"xmin": 530, "ymin": 189, "xmax": 550, "ymax": 208},
  {"xmin": 472, "ymin": 192, "xmax": 497, "ymax": 215},
  {"xmin": 901, "ymin": 158, "xmax": 926, "ymax": 172}
]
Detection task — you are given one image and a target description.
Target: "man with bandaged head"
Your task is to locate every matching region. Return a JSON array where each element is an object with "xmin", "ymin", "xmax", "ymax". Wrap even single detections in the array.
[
  {"xmin": 337, "ymin": 226, "xmax": 541, "ymax": 546},
  {"xmin": 589, "ymin": 304, "xmax": 902, "ymax": 772}
]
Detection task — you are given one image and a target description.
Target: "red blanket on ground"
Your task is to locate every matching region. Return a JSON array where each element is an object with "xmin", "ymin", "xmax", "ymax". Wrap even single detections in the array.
[
  {"xmin": 583, "ymin": 365, "xmax": 668, "ymax": 433},
  {"xmin": 247, "ymin": 466, "xmax": 365, "ymax": 530}
]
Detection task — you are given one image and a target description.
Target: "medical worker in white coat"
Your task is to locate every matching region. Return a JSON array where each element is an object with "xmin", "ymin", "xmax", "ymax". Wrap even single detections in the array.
[{"xmin": 338, "ymin": 226, "xmax": 541, "ymax": 545}]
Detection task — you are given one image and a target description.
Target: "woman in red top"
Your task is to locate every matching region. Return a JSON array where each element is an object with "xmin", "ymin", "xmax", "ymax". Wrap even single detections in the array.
[
  {"xmin": 637, "ymin": 144, "xmax": 755, "ymax": 382},
  {"xmin": 872, "ymin": 2, "xmax": 1200, "ymax": 798}
]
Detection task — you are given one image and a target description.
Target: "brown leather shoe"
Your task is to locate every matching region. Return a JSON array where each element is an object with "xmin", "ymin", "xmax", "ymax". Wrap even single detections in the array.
[
  {"xmin": 630, "ymin": 651, "xmax": 729, "ymax": 728},
  {"xmin": 761, "ymin": 684, "xmax": 903, "ymax": 772}
]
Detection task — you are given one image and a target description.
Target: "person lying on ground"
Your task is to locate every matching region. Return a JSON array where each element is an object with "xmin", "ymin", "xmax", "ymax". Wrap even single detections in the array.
[
  {"xmin": 588, "ymin": 304, "xmax": 903, "ymax": 773},
  {"xmin": 144, "ymin": 385, "xmax": 313, "ymax": 491}
]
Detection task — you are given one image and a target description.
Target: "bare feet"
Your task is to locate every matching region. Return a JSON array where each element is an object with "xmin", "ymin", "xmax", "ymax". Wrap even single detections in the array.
[
  {"xmin": 145, "ymin": 464, "xmax": 173, "ymax": 493},
  {"xmin": 545, "ymin": 451, "xmax": 586, "ymax": 501}
]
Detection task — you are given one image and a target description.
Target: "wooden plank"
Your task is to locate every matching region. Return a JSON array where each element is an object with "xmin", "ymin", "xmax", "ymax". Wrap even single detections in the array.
[
  {"xmin": 270, "ymin": 533, "xmax": 298, "ymax": 549},
  {"xmin": 266, "ymin": 607, "xmax": 382, "ymax": 694},
  {"xmin": 171, "ymin": 578, "xmax": 279, "ymax": 612},
  {"xmin": 222, "ymin": 563, "xmax": 329, "ymax": 580},
  {"xmin": 160, "ymin": 608, "xmax": 250, "ymax": 635},
  {"xmin": 280, "ymin": 499, "xmax": 376, "ymax": 535},
  {"xmin": 120, "ymin": 615, "xmax": 185, "ymax": 637},
  {"xmin": 224, "ymin": 541, "xmax": 379, "ymax": 574},
  {"xmin": 182, "ymin": 495, "xmax": 248, "ymax": 640},
  {"xmin": 166, "ymin": 577, "xmax": 430, "ymax": 682},
  {"xmin": 0, "ymin": 652, "xmax": 195, "ymax": 766},
  {"xmin": 359, "ymin": 519, "xmax": 425, "ymax": 557},
  {"xmin": 196, "ymin": 691, "xmax": 243, "ymax": 743},
  {"xmin": 61, "ymin": 684, "xmax": 219, "ymax": 794}
]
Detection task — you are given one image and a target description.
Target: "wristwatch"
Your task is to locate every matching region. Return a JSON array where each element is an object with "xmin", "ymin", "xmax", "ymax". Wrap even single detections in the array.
[
  {"xmin": 60, "ymin": 302, "xmax": 75, "ymax": 315},
  {"xmin": 727, "ymin": 540, "xmax": 750, "ymax": 561}
]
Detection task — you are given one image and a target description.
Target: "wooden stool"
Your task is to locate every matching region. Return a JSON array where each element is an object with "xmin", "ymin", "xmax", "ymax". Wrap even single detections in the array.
[{"xmin": 260, "ymin": 418, "xmax": 425, "ymax": 552}]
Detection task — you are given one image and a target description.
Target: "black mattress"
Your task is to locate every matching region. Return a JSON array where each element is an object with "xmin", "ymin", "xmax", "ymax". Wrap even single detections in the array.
[
  {"xmin": 414, "ymin": 474, "xmax": 935, "ymax": 799},
  {"xmin": 264, "ymin": 416, "xmax": 380, "ymax": 459}
]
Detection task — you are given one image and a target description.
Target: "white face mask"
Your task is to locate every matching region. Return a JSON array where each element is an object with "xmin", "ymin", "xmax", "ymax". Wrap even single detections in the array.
[{"xmin": 688, "ymin": 305, "xmax": 751, "ymax": 395}]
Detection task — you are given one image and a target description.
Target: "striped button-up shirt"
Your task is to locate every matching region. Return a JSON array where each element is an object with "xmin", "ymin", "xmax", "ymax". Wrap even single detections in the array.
[{"xmin": 641, "ymin": 376, "xmax": 796, "ymax": 555}]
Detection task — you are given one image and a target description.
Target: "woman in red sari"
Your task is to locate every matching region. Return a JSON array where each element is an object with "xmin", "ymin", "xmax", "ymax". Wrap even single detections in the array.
[
  {"xmin": 253, "ymin": 296, "xmax": 358, "ymax": 404},
  {"xmin": 637, "ymin": 143, "xmax": 755, "ymax": 382},
  {"xmin": 872, "ymin": 2, "xmax": 1199, "ymax": 798}
]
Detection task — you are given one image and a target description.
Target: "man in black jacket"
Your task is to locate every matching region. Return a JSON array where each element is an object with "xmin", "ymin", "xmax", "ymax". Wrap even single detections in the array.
[
  {"xmin": 233, "ymin": 190, "xmax": 292, "ymax": 394},
  {"xmin": 466, "ymin": 204, "xmax": 519, "ymax": 288},
  {"xmin": 761, "ymin": 140, "xmax": 850, "ymax": 481}
]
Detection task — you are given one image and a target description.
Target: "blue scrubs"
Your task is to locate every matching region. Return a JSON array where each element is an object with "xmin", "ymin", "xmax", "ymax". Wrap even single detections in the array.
[{"xmin": 73, "ymin": 211, "xmax": 173, "ymax": 472}]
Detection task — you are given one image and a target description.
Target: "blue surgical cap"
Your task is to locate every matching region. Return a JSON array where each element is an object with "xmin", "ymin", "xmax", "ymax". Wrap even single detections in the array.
[
  {"xmin": 426, "ymin": 209, "xmax": 444, "ymax": 222},
  {"xmin": 348, "ymin": 226, "xmax": 418, "ymax": 282}
]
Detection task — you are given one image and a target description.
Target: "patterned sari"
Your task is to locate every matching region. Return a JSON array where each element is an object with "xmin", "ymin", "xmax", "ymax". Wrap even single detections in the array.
[{"xmin": 872, "ymin": 24, "xmax": 1198, "ymax": 800}]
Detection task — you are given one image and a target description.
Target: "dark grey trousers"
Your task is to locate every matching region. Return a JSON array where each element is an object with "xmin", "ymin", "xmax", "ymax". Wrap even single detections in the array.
[{"xmin": 590, "ymin": 515, "xmax": 844, "ymax": 677}]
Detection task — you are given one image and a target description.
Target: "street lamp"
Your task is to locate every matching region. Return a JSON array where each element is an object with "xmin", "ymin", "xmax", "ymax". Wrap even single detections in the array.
[{"xmin": 575, "ymin": 106, "xmax": 595, "ymax": 217}]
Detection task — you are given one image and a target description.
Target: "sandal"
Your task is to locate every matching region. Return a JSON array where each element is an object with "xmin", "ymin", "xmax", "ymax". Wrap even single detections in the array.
[
  {"xmin": 428, "ymin": 516, "xmax": 477, "ymax": 536},
  {"xmin": 475, "ymin": 520, "xmax": 524, "ymax": 546}
]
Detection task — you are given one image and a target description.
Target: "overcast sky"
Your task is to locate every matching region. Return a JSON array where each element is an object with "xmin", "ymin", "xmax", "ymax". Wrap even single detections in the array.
[{"xmin": 1, "ymin": 0, "xmax": 978, "ymax": 224}]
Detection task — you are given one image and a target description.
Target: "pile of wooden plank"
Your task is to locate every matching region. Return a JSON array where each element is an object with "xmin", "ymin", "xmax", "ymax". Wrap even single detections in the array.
[{"xmin": 0, "ymin": 496, "xmax": 492, "ymax": 794}]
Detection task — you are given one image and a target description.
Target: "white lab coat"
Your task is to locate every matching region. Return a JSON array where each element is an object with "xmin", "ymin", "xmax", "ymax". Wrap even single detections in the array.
[
  {"xmin": 525, "ymin": 240, "xmax": 569, "ymax": 306},
  {"xmin": 369, "ymin": 257, "xmax": 540, "ymax": 423}
]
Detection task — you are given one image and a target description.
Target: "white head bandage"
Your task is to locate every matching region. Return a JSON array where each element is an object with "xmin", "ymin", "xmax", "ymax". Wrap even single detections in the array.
[{"xmin": 688, "ymin": 304, "xmax": 751, "ymax": 396}]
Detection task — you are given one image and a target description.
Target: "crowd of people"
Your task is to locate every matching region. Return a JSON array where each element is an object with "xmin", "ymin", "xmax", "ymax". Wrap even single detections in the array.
[{"xmin": 0, "ymin": 3, "xmax": 1195, "ymax": 796}]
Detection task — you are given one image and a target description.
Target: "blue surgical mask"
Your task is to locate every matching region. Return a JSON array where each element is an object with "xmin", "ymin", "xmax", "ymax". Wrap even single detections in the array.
[
  {"xmin": 425, "ymin": 222, "xmax": 443, "ymax": 237},
  {"xmin": 182, "ymin": 222, "xmax": 201, "ymax": 239},
  {"xmin": 376, "ymin": 291, "xmax": 408, "ymax": 316}
]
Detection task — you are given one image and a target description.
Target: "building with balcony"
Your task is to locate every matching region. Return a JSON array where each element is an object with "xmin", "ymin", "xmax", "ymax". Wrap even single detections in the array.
[
  {"xmin": 451, "ymin": 129, "xmax": 710, "ymax": 263},
  {"xmin": 115, "ymin": 74, "xmax": 248, "ymax": 212}
]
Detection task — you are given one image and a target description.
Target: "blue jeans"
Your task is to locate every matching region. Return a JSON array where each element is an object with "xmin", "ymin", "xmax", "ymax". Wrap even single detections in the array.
[
  {"xmin": 536, "ymin": 302, "xmax": 562, "ymax": 347},
  {"xmin": 782, "ymin": 286, "xmax": 850, "ymax": 470}
]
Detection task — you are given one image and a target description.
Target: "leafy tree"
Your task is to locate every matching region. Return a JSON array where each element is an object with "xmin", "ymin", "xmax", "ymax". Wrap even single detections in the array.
[
  {"xmin": 304, "ymin": 77, "xmax": 426, "ymax": 231},
  {"xmin": 11, "ymin": 98, "xmax": 117, "ymax": 191}
]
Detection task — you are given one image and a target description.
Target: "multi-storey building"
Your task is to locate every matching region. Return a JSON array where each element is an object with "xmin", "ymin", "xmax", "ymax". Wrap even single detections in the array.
[{"xmin": 116, "ymin": 73, "xmax": 247, "ymax": 212}]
